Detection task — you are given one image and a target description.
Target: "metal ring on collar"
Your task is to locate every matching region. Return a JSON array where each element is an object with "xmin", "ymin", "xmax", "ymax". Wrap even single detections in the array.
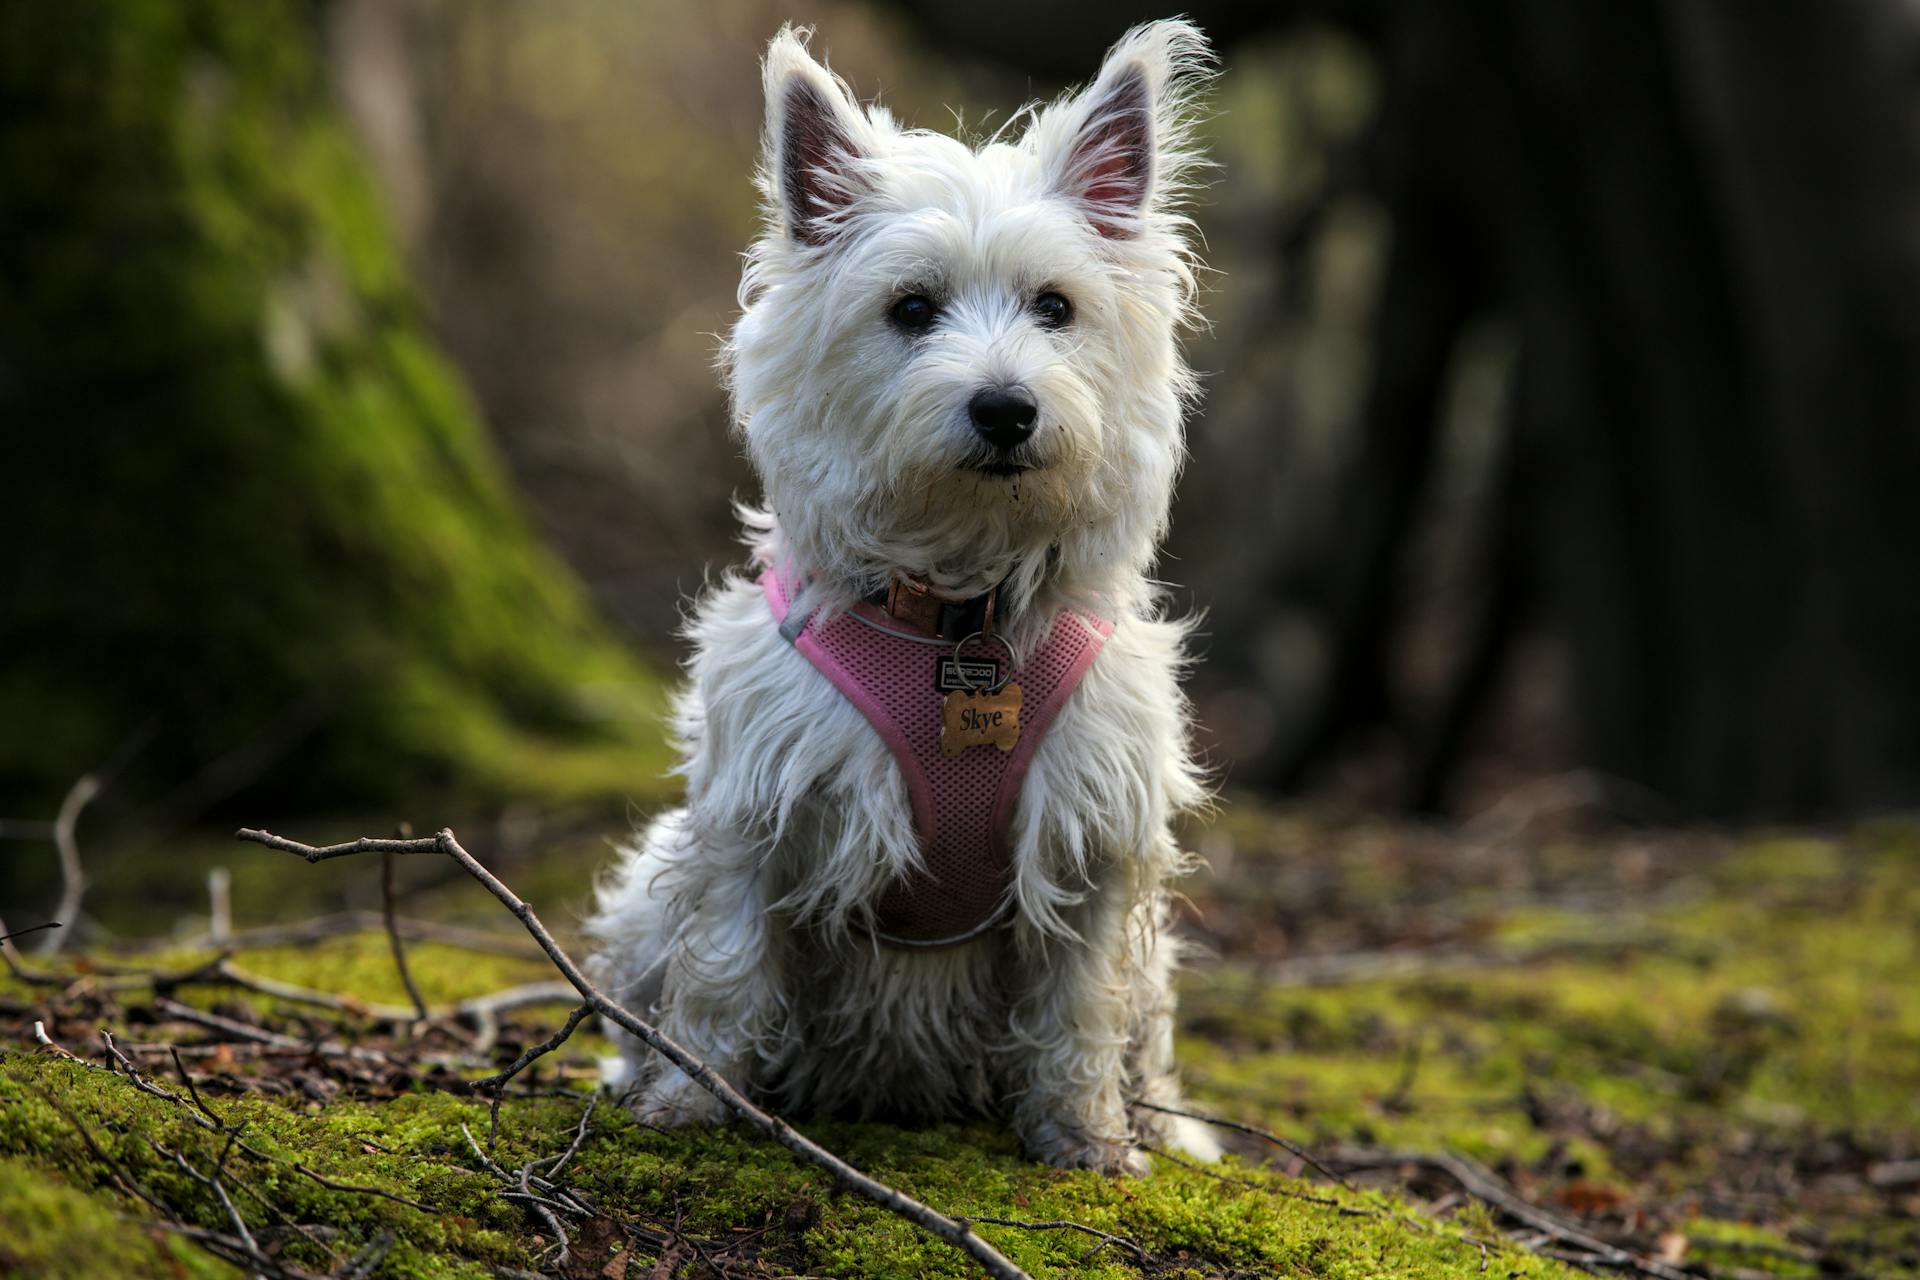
[{"xmin": 951, "ymin": 630, "xmax": 1015, "ymax": 694}]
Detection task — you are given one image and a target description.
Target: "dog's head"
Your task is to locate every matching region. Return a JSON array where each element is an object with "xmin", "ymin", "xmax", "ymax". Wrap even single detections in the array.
[{"xmin": 726, "ymin": 21, "xmax": 1213, "ymax": 610}]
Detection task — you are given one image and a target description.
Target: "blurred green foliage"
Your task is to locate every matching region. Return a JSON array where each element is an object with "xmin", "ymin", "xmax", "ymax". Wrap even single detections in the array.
[{"xmin": 0, "ymin": 1, "xmax": 673, "ymax": 816}]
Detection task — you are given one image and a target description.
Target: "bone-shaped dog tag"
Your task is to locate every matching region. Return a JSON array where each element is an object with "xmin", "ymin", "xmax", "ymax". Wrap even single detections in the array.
[{"xmin": 941, "ymin": 683, "xmax": 1022, "ymax": 757}]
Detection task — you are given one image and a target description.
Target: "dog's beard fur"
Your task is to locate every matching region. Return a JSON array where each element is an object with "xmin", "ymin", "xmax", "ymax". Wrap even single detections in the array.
[{"xmin": 587, "ymin": 19, "xmax": 1225, "ymax": 1175}]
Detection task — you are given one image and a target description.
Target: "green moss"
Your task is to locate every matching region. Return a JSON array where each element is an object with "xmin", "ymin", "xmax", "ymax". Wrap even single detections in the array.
[
  {"xmin": 0, "ymin": 922, "xmax": 1573, "ymax": 1278},
  {"xmin": 0, "ymin": 0, "xmax": 675, "ymax": 816},
  {"xmin": 1177, "ymin": 821, "xmax": 1920, "ymax": 1141},
  {"xmin": 1164, "ymin": 818, "xmax": 1920, "ymax": 1280},
  {"xmin": 0, "ymin": 1155, "xmax": 241, "ymax": 1280},
  {"xmin": 1683, "ymin": 1221, "xmax": 1821, "ymax": 1278},
  {"xmin": 0, "ymin": 1062, "xmax": 522, "ymax": 1279},
  {"xmin": 0, "ymin": 1055, "xmax": 1568, "ymax": 1280},
  {"xmin": 6, "ymin": 816, "xmax": 1918, "ymax": 1276}
]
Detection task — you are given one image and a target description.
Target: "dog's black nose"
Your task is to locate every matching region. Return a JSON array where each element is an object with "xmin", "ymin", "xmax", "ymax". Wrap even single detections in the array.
[{"xmin": 968, "ymin": 388, "xmax": 1038, "ymax": 450}]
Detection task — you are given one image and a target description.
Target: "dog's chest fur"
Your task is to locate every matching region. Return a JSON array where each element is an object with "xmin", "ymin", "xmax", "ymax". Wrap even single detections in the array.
[{"xmin": 675, "ymin": 569, "xmax": 1193, "ymax": 1110}]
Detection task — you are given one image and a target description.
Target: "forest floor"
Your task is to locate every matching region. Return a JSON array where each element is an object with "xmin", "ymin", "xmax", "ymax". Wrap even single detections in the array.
[{"xmin": 2, "ymin": 787, "xmax": 1916, "ymax": 1279}]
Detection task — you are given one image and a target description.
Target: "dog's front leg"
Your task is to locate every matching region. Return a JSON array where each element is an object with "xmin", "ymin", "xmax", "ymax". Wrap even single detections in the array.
[
  {"xmin": 629, "ymin": 840, "xmax": 784, "ymax": 1128},
  {"xmin": 1007, "ymin": 884, "xmax": 1149, "ymax": 1177}
]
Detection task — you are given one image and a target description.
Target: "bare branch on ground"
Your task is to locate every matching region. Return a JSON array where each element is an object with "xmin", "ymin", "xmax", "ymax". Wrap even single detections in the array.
[
  {"xmin": 156, "ymin": 910, "xmax": 546, "ymax": 961},
  {"xmin": 382, "ymin": 831, "xmax": 431, "ymax": 1024},
  {"xmin": 2, "ymin": 914, "xmax": 71, "ymax": 987},
  {"xmin": 960, "ymin": 1215, "xmax": 1148, "ymax": 1263},
  {"xmin": 237, "ymin": 824, "xmax": 1032, "ymax": 1280},
  {"xmin": 43, "ymin": 772, "xmax": 102, "ymax": 954},
  {"xmin": 1332, "ymin": 1147, "xmax": 1695, "ymax": 1280},
  {"xmin": 470, "ymin": 1001, "xmax": 593, "ymax": 1148},
  {"xmin": 1130, "ymin": 1097, "xmax": 1353, "ymax": 1189},
  {"xmin": 0, "ymin": 921, "xmax": 61, "ymax": 947},
  {"xmin": 208, "ymin": 867, "xmax": 233, "ymax": 946}
]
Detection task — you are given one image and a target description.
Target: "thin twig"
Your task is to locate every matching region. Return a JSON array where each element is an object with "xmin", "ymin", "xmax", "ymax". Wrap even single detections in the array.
[
  {"xmin": 285, "ymin": 1161, "xmax": 437, "ymax": 1213},
  {"xmin": 1, "ymin": 913, "xmax": 68, "ymax": 986},
  {"xmin": 519, "ymin": 1163, "xmax": 571, "ymax": 1265},
  {"xmin": 207, "ymin": 867, "xmax": 233, "ymax": 946},
  {"xmin": 0, "ymin": 921, "xmax": 60, "ymax": 946},
  {"xmin": 41, "ymin": 772, "xmax": 101, "ymax": 954},
  {"xmin": 176, "ymin": 957, "xmax": 408, "ymax": 1021},
  {"xmin": 238, "ymin": 825, "xmax": 1031, "ymax": 1280},
  {"xmin": 1130, "ymin": 1098, "xmax": 1353, "ymax": 1188},
  {"xmin": 961, "ymin": 1215, "xmax": 1148, "ymax": 1261},
  {"xmin": 1333, "ymin": 1147, "xmax": 1693, "ymax": 1280},
  {"xmin": 157, "ymin": 910, "xmax": 545, "ymax": 960},
  {"xmin": 169, "ymin": 1046, "xmax": 225, "ymax": 1126},
  {"xmin": 472, "ymin": 1001, "xmax": 593, "ymax": 1148},
  {"xmin": 383, "ymin": 831, "xmax": 430, "ymax": 1023},
  {"xmin": 101, "ymin": 1029, "xmax": 196, "ymax": 1111},
  {"xmin": 539, "ymin": 1094, "xmax": 597, "ymax": 1183},
  {"xmin": 151, "ymin": 1138, "xmax": 266, "ymax": 1275},
  {"xmin": 1144, "ymin": 1145, "xmax": 1380, "ymax": 1218},
  {"xmin": 151, "ymin": 995, "xmax": 392, "ymax": 1064},
  {"xmin": 460, "ymin": 980, "xmax": 581, "ymax": 1053},
  {"xmin": 154, "ymin": 955, "xmax": 571, "ymax": 1033}
]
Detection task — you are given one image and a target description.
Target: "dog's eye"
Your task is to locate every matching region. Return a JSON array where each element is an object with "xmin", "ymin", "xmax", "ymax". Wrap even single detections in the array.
[
  {"xmin": 889, "ymin": 294, "xmax": 937, "ymax": 333},
  {"xmin": 1032, "ymin": 291, "xmax": 1073, "ymax": 329}
]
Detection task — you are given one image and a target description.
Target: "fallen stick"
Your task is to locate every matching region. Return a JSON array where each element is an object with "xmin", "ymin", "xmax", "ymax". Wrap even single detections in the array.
[
  {"xmin": 152, "ymin": 995, "xmax": 392, "ymax": 1065},
  {"xmin": 381, "ymin": 836, "xmax": 430, "ymax": 1024},
  {"xmin": 1129, "ymin": 1097, "xmax": 1352, "ymax": 1188},
  {"xmin": 237, "ymin": 825, "xmax": 1030, "ymax": 1280},
  {"xmin": 1332, "ymin": 1147, "xmax": 1692, "ymax": 1280},
  {"xmin": 0, "ymin": 921, "xmax": 61, "ymax": 947},
  {"xmin": 1, "ymin": 916, "xmax": 70, "ymax": 987},
  {"xmin": 138, "ymin": 955, "xmax": 574, "ymax": 1032},
  {"xmin": 470, "ymin": 1001, "xmax": 593, "ymax": 1148},
  {"xmin": 960, "ymin": 1215, "xmax": 1148, "ymax": 1263},
  {"xmin": 157, "ymin": 910, "xmax": 546, "ymax": 960},
  {"xmin": 43, "ymin": 772, "xmax": 102, "ymax": 955}
]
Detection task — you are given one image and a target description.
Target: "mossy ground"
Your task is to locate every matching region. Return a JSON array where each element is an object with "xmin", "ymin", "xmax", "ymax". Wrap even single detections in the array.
[
  {"xmin": 0, "ymin": 1056, "xmax": 1553, "ymax": 1280},
  {"xmin": 3, "ymin": 803, "xmax": 1917, "ymax": 1278}
]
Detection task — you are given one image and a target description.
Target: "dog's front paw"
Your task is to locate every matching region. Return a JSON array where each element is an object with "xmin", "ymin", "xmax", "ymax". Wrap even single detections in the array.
[
  {"xmin": 627, "ymin": 1072, "xmax": 729, "ymax": 1129},
  {"xmin": 1026, "ymin": 1126, "xmax": 1150, "ymax": 1178}
]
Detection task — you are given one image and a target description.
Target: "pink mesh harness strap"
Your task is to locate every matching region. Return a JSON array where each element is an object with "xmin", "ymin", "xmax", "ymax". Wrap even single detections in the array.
[{"xmin": 762, "ymin": 564, "xmax": 1114, "ymax": 948}]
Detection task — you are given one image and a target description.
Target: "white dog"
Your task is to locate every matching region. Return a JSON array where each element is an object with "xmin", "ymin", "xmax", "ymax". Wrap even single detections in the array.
[{"xmin": 586, "ymin": 19, "xmax": 1220, "ymax": 1175}]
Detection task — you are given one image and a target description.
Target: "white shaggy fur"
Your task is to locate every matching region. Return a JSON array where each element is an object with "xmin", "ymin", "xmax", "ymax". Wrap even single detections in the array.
[{"xmin": 586, "ymin": 20, "xmax": 1221, "ymax": 1175}]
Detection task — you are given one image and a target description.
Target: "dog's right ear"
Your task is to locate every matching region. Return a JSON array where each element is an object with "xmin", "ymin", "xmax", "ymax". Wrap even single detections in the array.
[{"xmin": 763, "ymin": 27, "xmax": 870, "ymax": 247}]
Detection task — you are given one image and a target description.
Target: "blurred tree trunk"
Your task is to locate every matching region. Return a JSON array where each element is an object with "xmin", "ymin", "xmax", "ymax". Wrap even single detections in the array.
[
  {"xmin": 892, "ymin": 0, "xmax": 1920, "ymax": 819},
  {"xmin": 0, "ymin": 1, "xmax": 667, "ymax": 818},
  {"xmin": 1354, "ymin": 0, "xmax": 1920, "ymax": 817},
  {"xmin": 1664, "ymin": 0, "xmax": 1920, "ymax": 813}
]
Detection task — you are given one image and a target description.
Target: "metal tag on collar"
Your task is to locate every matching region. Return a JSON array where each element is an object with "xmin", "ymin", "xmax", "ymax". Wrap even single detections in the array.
[{"xmin": 940, "ymin": 628, "xmax": 1021, "ymax": 758}]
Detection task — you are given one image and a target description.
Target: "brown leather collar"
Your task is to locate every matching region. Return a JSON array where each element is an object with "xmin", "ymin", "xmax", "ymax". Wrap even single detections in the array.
[{"xmin": 873, "ymin": 573, "xmax": 999, "ymax": 641}]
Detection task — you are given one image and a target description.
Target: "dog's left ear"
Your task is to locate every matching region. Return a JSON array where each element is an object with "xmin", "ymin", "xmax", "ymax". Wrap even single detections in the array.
[{"xmin": 1040, "ymin": 20, "xmax": 1215, "ymax": 240}]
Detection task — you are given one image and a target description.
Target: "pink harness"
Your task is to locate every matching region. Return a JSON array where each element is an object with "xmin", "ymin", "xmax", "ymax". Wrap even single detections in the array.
[{"xmin": 762, "ymin": 564, "xmax": 1113, "ymax": 948}]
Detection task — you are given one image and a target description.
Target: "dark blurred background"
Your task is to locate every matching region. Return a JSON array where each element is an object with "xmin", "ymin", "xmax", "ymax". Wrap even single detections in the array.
[{"xmin": 5, "ymin": 0, "xmax": 1919, "ymax": 910}]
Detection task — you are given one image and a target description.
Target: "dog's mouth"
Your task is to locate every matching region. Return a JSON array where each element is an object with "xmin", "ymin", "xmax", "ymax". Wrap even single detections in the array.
[{"xmin": 962, "ymin": 447, "xmax": 1044, "ymax": 479}]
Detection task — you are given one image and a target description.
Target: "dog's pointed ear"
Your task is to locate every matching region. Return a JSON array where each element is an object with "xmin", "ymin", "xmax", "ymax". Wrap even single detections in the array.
[
  {"xmin": 763, "ymin": 27, "xmax": 870, "ymax": 246},
  {"xmin": 1040, "ymin": 20, "xmax": 1215, "ymax": 240}
]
